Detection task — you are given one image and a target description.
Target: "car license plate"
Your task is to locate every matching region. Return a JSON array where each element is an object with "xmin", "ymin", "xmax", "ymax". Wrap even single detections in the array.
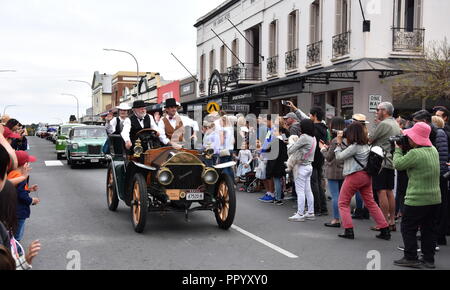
[
  {"xmin": 91, "ymin": 159, "xmax": 99, "ymax": 163},
  {"xmin": 186, "ymin": 192, "xmax": 204, "ymax": 201}
]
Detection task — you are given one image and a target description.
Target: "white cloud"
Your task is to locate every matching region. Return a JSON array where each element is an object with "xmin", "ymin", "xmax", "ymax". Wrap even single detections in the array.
[{"xmin": 0, "ymin": 0, "xmax": 224, "ymax": 125}]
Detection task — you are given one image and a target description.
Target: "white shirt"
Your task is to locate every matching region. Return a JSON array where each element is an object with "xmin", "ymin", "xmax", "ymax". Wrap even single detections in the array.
[
  {"xmin": 158, "ymin": 113, "xmax": 200, "ymax": 145},
  {"xmin": 106, "ymin": 117, "xmax": 129, "ymax": 135},
  {"xmin": 121, "ymin": 114, "xmax": 161, "ymax": 143}
]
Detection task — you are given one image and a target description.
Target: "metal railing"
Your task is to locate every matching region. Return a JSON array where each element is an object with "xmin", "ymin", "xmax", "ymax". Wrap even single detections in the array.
[
  {"xmin": 307, "ymin": 41, "xmax": 322, "ymax": 66},
  {"xmin": 227, "ymin": 63, "xmax": 261, "ymax": 82},
  {"xmin": 285, "ymin": 49, "xmax": 299, "ymax": 71},
  {"xmin": 267, "ymin": 56, "xmax": 278, "ymax": 77},
  {"xmin": 392, "ymin": 28, "xmax": 425, "ymax": 53},
  {"xmin": 332, "ymin": 31, "xmax": 351, "ymax": 59}
]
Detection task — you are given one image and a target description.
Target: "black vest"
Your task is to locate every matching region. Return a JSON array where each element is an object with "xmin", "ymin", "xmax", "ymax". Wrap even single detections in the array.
[
  {"xmin": 113, "ymin": 117, "xmax": 122, "ymax": 135},
  {"xmin": 130, "ymin": 114, "xmax": 152, "ymax": 145}
]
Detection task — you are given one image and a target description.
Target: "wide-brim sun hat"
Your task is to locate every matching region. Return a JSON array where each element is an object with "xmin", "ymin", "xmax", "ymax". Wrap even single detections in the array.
[
  {"xmin": 403, "ymin": 122, "xmax": 433, "ymax": 147},
  {"xmin": 116, "ymin": 103, "xmax": 132, "ymax": 111}
]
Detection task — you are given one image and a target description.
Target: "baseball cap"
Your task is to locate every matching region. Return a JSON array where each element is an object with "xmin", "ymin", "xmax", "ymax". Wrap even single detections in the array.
[
  {"xmin": 15, "ymin": 151, "xmax": 37, "ymax": 167},
  {"xmin": 3, "ymin": 127, "xmax": 20, "ymax": 139},
  {"xmin": 283, "ymin": 112, "xmax": 299, "ymax": 121}
]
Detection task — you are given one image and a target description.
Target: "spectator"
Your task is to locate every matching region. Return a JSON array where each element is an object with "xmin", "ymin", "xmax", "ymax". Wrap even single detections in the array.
[
  {"xmin": 5, "ymin": 119, "xmax": 20, "ymax": 132},
  {"xmin": 370, "ymin": 102, "xmax": 401, "ymax": 231},
  {"xmin": 287, "ymin": 101, "xmax": 329, "ymax": 216},
  {"xmin": 236, "ymin": 142, "xmax": 253, "ymax": 181},
  {"xmin": 7, "ymin": 151, "xmax": 40, "ymax": 242},
  {"xmin": 0, "ymin": 144, "xmax": 40, "ymax": 270},
  {"xmin": 287, "ymin": 119, "xmax": 317, "ymax": 222},
  {"xmin": 283, "ymin": 112, "xmax": 302, "ymax": 137},
  {"xmin": 265, "ymin": 128, "xmax": 288, "ymax": 205},
  {"xmin": 3, "ymin": 127, "xmax": 20, "ymax": 145},
  {"xmin": 258, "ymin": 115, "xmax": 276, "ymax": 203},
  {"xmin": 431, "ymin": 116, "xmax": 449, "ymax": 246},
  {"xmin": 320, "ymin": 117, "xmax": 346, "ymax": 228},
  {"xmin": 335, "ymin": 122, "xmax": 391, "ymax": 240},
  {"xmin": 434, "ymin": 106, "xmax": 450, "ymax": 133},
  {"xmin": 393, "ymin": 122, "xmax": 441, "ymax": 269}
]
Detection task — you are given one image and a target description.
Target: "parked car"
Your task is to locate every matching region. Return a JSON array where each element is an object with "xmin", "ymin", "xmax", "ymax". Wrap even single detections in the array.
[
  {"xmin": 56, "ymin": 124, "xmax": 86, "ymax": 159},
  {"xmin": 106, "ymin": 129, "xmax": 236, "ymax": 233},
  {"xmin": 47, "ymin": 125, "xmax": 59, "ymax": 143},
  {"xmin": 66, "ymin": 126, "xmax": 108, "ymax": 168}
]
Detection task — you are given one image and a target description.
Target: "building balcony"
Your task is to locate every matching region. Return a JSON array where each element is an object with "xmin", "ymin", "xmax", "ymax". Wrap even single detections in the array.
[
  {"xmin": 285, "ymin": 49, "xmax": 299, "ymax": 72},
  {"xmin": 332, "ymin": 31, "xmax": 351, "ymax": 59},
  {"xmin": 227, "ymin": 63, "xmax": 261, "ymax": 83},
  {"xmin": 307, "ymin": 41, "xmax": 322, "ymax": 67},
  {"xmin": 392, "ymin": 28, "xmax": 425, "ymax": 53},
  {"xmin": 267, "ymin": 56, "xmax": 278, "ymax": 77}
]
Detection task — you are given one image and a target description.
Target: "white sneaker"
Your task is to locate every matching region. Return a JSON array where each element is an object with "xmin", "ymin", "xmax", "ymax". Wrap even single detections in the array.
[
  {"xmin": 288, "ymin": 214, "xmax": 305, "ymax": 222},
  {"xmin": 304, "ymin": 213, "xmax": 316, "ymax": 221}
]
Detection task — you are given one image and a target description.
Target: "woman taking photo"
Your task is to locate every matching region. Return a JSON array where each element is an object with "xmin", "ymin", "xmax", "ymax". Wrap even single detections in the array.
[
  {"xmin": 335, "ymin": 122, "xmax": 390, "ymax": 240},
  {"xmin": 320, "ymin": 117, "xmax": 346, "ymax": 228},
  {"xmin": 288, "ymin": 119, "xmax": 317, "ymax": 222}
]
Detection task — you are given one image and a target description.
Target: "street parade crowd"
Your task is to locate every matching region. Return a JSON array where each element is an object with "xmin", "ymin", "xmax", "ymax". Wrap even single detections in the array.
[{"xmin": 0, "ymin": 98, "xmax": 450, "ymax": 269}]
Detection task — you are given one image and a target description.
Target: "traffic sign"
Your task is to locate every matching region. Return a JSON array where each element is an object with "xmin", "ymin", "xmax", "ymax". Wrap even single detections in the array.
[{"xmin": 207, "ymin": 102, "xmax": 220, "ymax": 114}]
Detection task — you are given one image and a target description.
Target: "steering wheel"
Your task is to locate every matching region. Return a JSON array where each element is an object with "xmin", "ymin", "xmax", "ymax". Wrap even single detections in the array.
[{"xmin": 136, "ymin": 129, "xmax": 161, "ymax": 150}]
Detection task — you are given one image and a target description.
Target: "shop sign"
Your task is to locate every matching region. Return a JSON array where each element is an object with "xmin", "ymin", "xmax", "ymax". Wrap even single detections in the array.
[
  {"xmin": 369, "ymin": 95, "xmax": 383, "ymax": 113},
  {"xmin": 222, "ymin": 104, "xmax": 250, "ymax": 113},
  {"xmin": 341, "ymin": 93, "xmax": 354, "ymax": 108},
  {"xmin": 231, "ymin": 94, "xmax": 253, "ymax": 103}
]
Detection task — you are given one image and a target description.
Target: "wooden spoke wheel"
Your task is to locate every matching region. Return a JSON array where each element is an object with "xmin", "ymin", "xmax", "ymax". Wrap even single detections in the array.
[
  {"xmin": 130, "ymin": 173, "xmax": 148, "ymax": 233},
  {"xmin": 106, "ymin": 165, "xmax": 119, "ymax": 211},
  {"xmin": 214, "ymin": 174, "xmax": 236, "ymax": 230}
]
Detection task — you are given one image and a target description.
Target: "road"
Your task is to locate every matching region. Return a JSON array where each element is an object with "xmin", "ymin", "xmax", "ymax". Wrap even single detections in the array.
[{"xmin": 23, "ymin": 137, "xmax": 450, "ymax": 270}]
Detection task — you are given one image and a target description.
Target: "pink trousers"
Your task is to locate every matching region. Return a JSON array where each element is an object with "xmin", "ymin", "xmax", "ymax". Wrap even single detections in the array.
[{"xmin": 338, "ymin": 171, "xmax": 389, "ymax": 230}]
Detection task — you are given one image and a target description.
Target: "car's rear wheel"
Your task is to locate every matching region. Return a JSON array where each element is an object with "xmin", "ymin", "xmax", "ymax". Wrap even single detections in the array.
[
  {"xmin": 131, "ymin": 173, "xmax": 148, "ymax": 233},
  {"xmin": 57, "ymin": 153, "xmax": 62, "ymax": 160},
  {"xmin": 106, "ymin": 165, "xmax": 119, "ymax": 211},
  {"xmin": 214, "ymin": 174, "xmax": 236, "ymax": 230}
]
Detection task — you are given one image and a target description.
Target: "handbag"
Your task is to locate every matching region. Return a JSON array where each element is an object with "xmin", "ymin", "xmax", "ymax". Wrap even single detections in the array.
[{"xmin": 10, "ymin": 235, "xmax": 31, "ymax": 270}]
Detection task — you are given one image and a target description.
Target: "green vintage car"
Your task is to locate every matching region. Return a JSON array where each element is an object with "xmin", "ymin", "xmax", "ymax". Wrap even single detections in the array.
[
  {"xmin": 56, "ymin": 124, "xmax": 86, "ymax": 160},
  {"xmin": 66, "ymin": 126, "xmax": 108, "ymax": 168}
]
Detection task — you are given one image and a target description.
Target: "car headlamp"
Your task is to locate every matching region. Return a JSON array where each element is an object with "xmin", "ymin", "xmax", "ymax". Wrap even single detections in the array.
[
  {"xmin": 157, "ymin": 168, "xmax": 174, "ymax": 186},
  {"xmin": 72, "ymin": 143, "xmax": 79, "ymax": 150},
  {"xmin": 203, "ymin": 168, "xmax": 219, "ymax": 185}
]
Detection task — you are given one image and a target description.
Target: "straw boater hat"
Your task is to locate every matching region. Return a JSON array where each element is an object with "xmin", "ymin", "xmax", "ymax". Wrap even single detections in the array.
[
  {"xmin": 352, "ymin": 114, "xmax": 370, "ymax": 124},
  {"xmin": 116, "ymin": 103, "xmax": 132, "ymax": 111}
]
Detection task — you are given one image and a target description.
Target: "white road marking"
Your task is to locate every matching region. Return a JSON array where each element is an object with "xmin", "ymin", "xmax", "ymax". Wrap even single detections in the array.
[
  {"xmin": 45, "ymin": 161, "xmax": 64, "ymax": 167},
  {"xmin": 231, "ymin": 225, "xmax": 298, "ymax": 259}
]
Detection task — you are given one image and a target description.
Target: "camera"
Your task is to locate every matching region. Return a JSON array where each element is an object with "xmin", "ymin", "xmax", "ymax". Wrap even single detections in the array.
[
  {"xmin": 443, "ymin": 171, "xmax": 450, "ymax": 180},
  {"xmin": 389, "ymin": 135, "xmax": 411, "ymax": 153}
]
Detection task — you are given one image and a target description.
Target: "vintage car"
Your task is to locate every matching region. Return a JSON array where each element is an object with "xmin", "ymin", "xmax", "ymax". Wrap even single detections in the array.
[
  {"xmin": 66, "ymin": 126, "xmax": 108, "ymax": 168},
  {"xmin": 56, "ymin": 124, "xmax": 86, "ymax": 159},
  {"xmin": 106, "ymin": 129, "xmax": 236, "ymax": 233}
]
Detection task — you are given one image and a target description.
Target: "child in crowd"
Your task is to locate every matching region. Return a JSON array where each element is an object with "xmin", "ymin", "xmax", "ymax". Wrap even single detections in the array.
[
  {"xmin": 7, "ymin": 151, "xmax": 39, "ymax": 242},
  {"xmin": 236, "ymin": 142, "xmax": 253, "ymax": 184}
]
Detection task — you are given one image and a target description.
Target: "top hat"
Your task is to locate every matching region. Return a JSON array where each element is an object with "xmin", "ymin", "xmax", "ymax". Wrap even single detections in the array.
[
  {"xmin": 132, "ymin": 100, "xmax": 147, "ymax": 109},
  {"xmin": 164, "ymin": 98, "xmax": 180, "ymax": 108}
]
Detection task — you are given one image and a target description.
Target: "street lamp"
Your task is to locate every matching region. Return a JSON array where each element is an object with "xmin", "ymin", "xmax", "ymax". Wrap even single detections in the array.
[
  {"xmin": 69, "ymin": 80, "xmax": 94, "ymax": 123},
  {"xmin": 103, "ymin": 48, "xmax": 140, "ymax": 85},
  {"xmin": 61, "ymin": 93, "xmax": 80, "ymax": 122}
]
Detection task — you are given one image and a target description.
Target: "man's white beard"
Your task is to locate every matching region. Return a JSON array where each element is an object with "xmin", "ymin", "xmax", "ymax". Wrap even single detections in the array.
[{"xmin": 135, "ymin": 111, "xmax": 146, "ymax": 119}]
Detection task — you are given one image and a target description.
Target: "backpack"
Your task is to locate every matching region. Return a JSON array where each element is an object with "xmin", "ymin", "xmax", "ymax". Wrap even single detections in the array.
[{"xmin": 353, "ymin": 146, "xmax": 385, "ymax": 177}]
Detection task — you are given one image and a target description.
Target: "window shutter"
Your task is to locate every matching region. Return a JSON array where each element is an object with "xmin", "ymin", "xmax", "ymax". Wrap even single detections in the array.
[
  {"xmin": 415, "ymin": 0, "xmax": 422, "ymax": 28},
  {"xmin": 336, "ymin": 0, "xmax": 343, "ymax": 34}
]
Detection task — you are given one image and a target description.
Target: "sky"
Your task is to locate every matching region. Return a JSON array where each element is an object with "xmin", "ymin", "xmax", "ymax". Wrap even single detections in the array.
[{"xmin": 0, "ymin": 0, "xmax": 224, "ymax": 125}]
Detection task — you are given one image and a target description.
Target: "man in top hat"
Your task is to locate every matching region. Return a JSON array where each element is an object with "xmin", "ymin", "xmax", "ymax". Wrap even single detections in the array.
[
  {"xmin": 106, "ymin": 103, "xmax": 132, "ymax": 135},
  {"xmin": 121, "ymin": 100, "xmax": 163, "ymax": 150},
  {"xmin": 158, "ymin": 98, "xmax": 199, "ymax": 147}
]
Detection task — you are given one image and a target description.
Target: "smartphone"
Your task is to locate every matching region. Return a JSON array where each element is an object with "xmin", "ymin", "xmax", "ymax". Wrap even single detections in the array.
[{"xmin": 281, "ymin": 100, "xmax": 288, "ymax": 106}]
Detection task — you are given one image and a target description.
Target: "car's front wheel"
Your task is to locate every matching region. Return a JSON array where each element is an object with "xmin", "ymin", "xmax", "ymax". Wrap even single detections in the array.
[
  {"xmin": 131, "ymin": 173, "xmax": 148, "ymax": 233},
  {"xmin": 214, "ymin": 174, "xmax": 236, "ymax": 230}
]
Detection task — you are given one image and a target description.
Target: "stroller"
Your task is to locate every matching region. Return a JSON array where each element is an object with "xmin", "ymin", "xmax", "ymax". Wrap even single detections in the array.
[{"xmin": 243, "ymin": 171, "xmax": 261, "ymax": 193}]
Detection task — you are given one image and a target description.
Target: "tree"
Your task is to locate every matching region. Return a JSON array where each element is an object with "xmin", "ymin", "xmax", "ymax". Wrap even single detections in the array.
[{"xmin": 390, "ymin": 39, "xmax": 450, "ymax": 109}]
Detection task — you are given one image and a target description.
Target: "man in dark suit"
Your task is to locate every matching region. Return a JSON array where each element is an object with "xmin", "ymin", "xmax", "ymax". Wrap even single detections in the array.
[{"xmin": 121, "ymin": 100, "xmax": 165, "ymax": 150}]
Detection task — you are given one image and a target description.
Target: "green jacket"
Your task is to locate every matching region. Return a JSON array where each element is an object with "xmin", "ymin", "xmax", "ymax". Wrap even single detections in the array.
[{"xmin": 393, "ymin": 147, "xmax": 441, "ymax": 207}]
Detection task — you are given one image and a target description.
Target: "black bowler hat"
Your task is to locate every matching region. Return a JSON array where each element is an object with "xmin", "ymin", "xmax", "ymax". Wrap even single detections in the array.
[
  {"xmin": 164, "ymin": 98, "xmax": 180, "ymax": 108},
  {"xmin": 132, "ymin": 100, "xmax": 147, "ymax": 109}
]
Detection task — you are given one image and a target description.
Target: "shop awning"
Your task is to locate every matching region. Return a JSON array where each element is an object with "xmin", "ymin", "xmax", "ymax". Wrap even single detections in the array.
[{"xmin": 182, "ymin": 58, "xmax": 406, "ymax": 105}]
